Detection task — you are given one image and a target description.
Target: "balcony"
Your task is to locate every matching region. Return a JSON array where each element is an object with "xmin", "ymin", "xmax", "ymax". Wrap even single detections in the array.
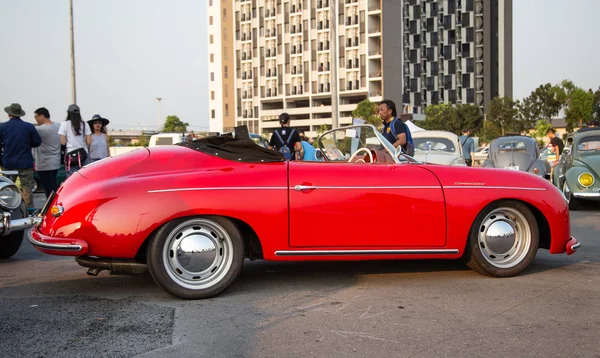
[
  {"xmin": 319, "ymin": 83, "xmax": 331, "ymax": 93},
  {"xmin": 318, "ymin": 20, "xmax": 330, "ymax": 30},
  {"xmin": 292, "ymin": 65, "xmax": 303, "ymax": 74},
  {"xmin": 318, "ymin": 42, "xmax": 330, "ymax": 51},
  {"xmin": 291, "ymin": 3, "xmax": 302, "ymax": 13},
  {"xmin": 265, "ymin": 8, "xmax": 276, "ymax": 18},
  {"xmin": 317, "ymin": 0, "xmax": 329, "ymax": 9},
  {"xmin": 291, "ymin": 44, "xmax": 303, "ymax": 54}
]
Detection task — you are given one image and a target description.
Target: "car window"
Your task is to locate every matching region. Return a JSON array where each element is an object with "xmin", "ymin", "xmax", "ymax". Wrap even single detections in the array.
[
  {"xmin": 414, "ymin": 138, "xmax": 456, "ymax": 152},
  {"xmin": 498, "ymin": 140, "xmax": 528, "ymax": 152},
  {"xmin": 577, "ymin": 135, "xmax": 600, "ymax": 152}
]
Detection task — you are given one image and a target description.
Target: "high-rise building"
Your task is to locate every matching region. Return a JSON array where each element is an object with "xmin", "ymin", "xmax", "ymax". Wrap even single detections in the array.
[
  {"xmin": 208, "ymin": 0, "xmax": 403, "ymax": 138},
  {"xmin": 402, "ymin": 0, "xmax": 512, "ymax": 114}
]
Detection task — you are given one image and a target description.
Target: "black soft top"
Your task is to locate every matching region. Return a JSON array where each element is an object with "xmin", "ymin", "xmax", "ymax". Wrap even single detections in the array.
[{"xmin": 178, "ymin": 135, "xmax": 284, "ymax": 162}]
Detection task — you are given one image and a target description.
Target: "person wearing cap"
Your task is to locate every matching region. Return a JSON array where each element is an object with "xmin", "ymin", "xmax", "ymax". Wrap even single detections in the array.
[
  {"xmin": 87, "ymin": 114, "xmax": 111, "ymax": 163},
  {"xmin": 577, "ymin": 120, "xmax": 599, "ymax": 133},
  {"xmin": 33, "ymin": 107, "xmax": 61, "ymax": 198},
  {"xmin": 268, "ymin": 113, "xmax": 303, "ymax": 160},
  {"xmin": 0, "ymin": 103, "xmax": 42, "ymax": 207},
  {"xmin": 58, "ymin": 104, "xmax": 91, "ymax": 177}
]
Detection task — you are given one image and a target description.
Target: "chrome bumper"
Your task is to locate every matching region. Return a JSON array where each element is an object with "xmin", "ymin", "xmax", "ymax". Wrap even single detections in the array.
[
  {"xmin": 573, "ymin": 192, "xmax": 600, "ymax": 199},
  {"xmin": 1, "ymin": 212, "xmax": 43, "ymax": 235}
]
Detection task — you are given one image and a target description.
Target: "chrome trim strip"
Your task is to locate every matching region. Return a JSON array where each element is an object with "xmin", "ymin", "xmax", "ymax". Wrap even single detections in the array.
[
  {"xmin": 296, "ymin": 186, "xmax": 441, "ymax": 190},
  {"xmin": 148, "ymin": 186, "xmax": 287, "ymax": 193},
  {"xmin": 275, "ymin": 249, "xmax": 459, "ymax": 256},
  {"xmin": 571, "ymin": 242, "xmax": 582, "ymax": 251},
  {"xmin": 444, "ymin": 186, "xmax": 546, "ymax": 191},
  {"xmin": 573, "ymin": 192, "xmax": 600, "ymax": 198},
  {"xmin": 26, "ymin": 228, "xmax": 83, "ymax": 251}
]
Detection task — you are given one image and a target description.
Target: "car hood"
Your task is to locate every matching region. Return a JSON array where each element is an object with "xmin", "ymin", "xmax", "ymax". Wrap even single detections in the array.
[
  {"xmin": 574, "ymin": 155, "xmax": 600, "ymax": 176},
  {"xmin": 414, "ymin": 151, "xmax": 459, "ymax": 165}
]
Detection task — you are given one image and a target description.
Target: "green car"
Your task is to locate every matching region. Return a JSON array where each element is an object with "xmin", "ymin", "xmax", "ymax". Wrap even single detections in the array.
[{"xmin": 552, "ymin": 128, "xmax": 600, "ymax": 210}]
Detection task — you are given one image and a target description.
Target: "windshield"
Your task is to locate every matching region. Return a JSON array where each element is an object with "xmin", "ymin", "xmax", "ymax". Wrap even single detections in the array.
[
  {"xmin": 414, "ymin": 137, "xmax": 457, "ymax": 153},
  {"xmin": 577, "ymin": 135, "xmax": 600, "ymax": 153},
  {"xmin": 317, "ymin": 125, "xmax": 398, "ymax": 163}
]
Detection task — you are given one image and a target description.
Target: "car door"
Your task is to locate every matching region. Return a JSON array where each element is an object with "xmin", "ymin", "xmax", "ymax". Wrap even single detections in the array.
[{"xmin": 288, "ymin": 161, "xmax": 447, "ymax": 248}]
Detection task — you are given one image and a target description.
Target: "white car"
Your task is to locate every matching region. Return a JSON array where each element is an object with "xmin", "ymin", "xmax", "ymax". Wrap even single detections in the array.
[
  {"xmin": 473, "ymin": 146, "xmax": 489, "ymax": 165},
  {"xmin": 411, "ymin": 130, "xmax": 466, "ymax": 166}
]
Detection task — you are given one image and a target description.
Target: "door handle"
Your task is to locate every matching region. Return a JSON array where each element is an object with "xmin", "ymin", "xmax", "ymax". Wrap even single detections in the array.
[{"xmin": 294, "ymin": 185, "xmax": 319, "ymax": 191}]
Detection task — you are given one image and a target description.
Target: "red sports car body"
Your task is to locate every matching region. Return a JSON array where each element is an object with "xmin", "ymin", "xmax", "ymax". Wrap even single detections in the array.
[{"xmin": 28, "ymin": 125, "xmax": 581, "ymax": 299}]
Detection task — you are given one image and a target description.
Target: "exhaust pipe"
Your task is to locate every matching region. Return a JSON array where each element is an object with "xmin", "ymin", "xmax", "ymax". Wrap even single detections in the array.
[{"xmin": 76, "ymin": 256, "xmax": 148, "ymax": 276}]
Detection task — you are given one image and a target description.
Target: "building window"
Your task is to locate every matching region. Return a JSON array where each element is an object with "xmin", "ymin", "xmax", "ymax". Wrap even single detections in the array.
[
  {"xmin": 224, "ymin": 85, "xmax": 228, "ymax": 97},
  {"xmin": 211, "ymin": 72, "xmax": 214, "ymax": 81},
  {"xmin": 211, "ymin": 91, "xmax": 215, "ymax": 100},
  {"xmin": 210, "ymin": 53, "xmax": 214, "ymax": 62},
  {"xmin": 224, "ymin": 47, "xmax": 227, "ymax": 60},
  {"xmin": 224, "ymin": 66, "xmax": 228, "ymax": 78},
  {"xmin": 209, "ymin": 0, "xmax": 212, "ymax": 5},
  {"xmin": 209, "ymin": 16, "xmax": 213, "ymax": 25},
  {"xmin": 223, "ymin": 27, "xmax": 227, "ymax": 40},
  {"xmin": 211, "ymin": 109, "xmax": 215, "ymax": 118},
  {"xmin": 210, "ymin": 35, "xmax": 213, "ymax": 44},
  {"xmin": 225, "ymin": 104, "xmax": 229, "ymax": 116},
  {"xmin": 222, "ymin": 9, "xmax": 226, "ymax": 19}
]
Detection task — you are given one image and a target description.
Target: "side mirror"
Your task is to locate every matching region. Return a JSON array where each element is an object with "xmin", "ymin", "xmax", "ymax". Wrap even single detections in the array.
[
  {"xmin": 315, "ymin": 150, "xmax": 323, "ymax": 160},
  {"xmin": 563, "ymin": 147, "xmax": 571, "ymax": 155}
]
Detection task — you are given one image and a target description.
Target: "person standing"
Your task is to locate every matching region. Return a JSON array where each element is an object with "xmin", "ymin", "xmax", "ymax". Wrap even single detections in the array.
[
  {"xmin": 297, "ymin": 129, "xmax": 317, "ymax": 161},
  {"xmin": 459, "ymin": 129, "xmax": 475, "ymax": 166},
  {"xmin": 268, "ymin": 112, "xmax": 303, "ymax": 160},
  {"xmin": 87, "ymin": 114, "xmax": 111, "ymax": 163},
  {"xmin": 546, "ymin": 128, "xmax": 564, "ymax": 180},
  {"xmin": 33, "ymin": 107, "xmax": 61, "ymax": 198},
  {"xmin": 58, "ymin": 104, "xmax": 91, "ymax": 177},
  {"xmin": 0, "ymin": 103, "xmax": 42, "ymax": 207},
  {"xmin": 378, "ymin": 99, "xmax": 414, "ymax": 156}
]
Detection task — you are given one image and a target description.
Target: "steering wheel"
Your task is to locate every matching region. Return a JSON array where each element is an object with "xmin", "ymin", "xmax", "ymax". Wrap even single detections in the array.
[{"xmin": 348, "ymin": 147, "xmax": 373, "ymax": 163}]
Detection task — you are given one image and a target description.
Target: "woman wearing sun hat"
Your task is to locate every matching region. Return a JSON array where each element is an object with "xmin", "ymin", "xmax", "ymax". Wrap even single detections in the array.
[{"xmin": 87, "ymin": 114, "xmax": 111, "ymax": 163}]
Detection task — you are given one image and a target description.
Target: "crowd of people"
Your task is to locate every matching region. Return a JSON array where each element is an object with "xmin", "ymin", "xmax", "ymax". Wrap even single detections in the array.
[{"xmin": 0, "ymin": 102, "xmax": 111, "ymax": 207}]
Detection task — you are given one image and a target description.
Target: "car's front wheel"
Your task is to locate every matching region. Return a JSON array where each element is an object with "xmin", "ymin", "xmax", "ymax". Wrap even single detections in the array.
[
  {"xmin": 464, "ymin": 200, "xmax": 539, "ymax": 277},
  {"xmin": 0, "ymin": 231, "xmax": 24, "ymax": 259},
  {"xmin": 147, "ymin": 216, "xmax": 245, "ymax": 299}
]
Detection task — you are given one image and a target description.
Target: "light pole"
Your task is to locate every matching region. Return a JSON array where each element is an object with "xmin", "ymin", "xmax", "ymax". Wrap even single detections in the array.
[
  {"xmin": 69, "ymin": 0, "xmax": 77, "ymax": 104},
  {"xmin": 156, "ymin": 97, "xmax": 162, "ymax": 131},
  {"xmin": 330, "ymin": 0, "xmax": 339, "ymax": 129}
]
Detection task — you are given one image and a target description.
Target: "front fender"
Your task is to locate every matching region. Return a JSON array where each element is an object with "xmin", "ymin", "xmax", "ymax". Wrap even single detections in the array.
[{"xmin": 565, "ymin": 165, "xmax": 599, "ymax": 193}]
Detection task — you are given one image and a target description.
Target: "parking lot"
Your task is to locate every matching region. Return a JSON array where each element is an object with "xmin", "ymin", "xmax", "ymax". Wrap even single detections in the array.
[{"xmin": 1, "ymin": 194, "xmax": 599, "ymax": 357}]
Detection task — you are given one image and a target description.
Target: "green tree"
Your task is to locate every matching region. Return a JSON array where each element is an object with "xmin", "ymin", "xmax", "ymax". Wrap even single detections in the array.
[
  {"xmin": 525, "ymin": 83, "xmax": 564, "ymax": 124},
  {"xmin": 161, "ymin": 115, "xmax": 189, "ymax": 133},
  {"xmin": 422, "ymin": 104, "xmax": 483, "ymax": 135},
  {"xmin": 532, "ymin": 119, "xmax": 552, "ymax": 147},
  {"xmin": 564, "ymin": 87, "xmax": 594, "ymax": 131},
  {"xmin": 137, "ymin": 135, "xmax": 150, "ymax": 147},
  {"xmin": 480, "ymin": 121, "xmax": 502, "ymax": 144},
  {"xmin": 486, "ymin": 97, "xmax": 522, "ymax": 136},
  {"xmin": 352, "ymin": 99, "xmax": 380, "ymax": 128},
  {"xmin": 593, "ymin": 87, "xmax": 600, "ymax": 120}
]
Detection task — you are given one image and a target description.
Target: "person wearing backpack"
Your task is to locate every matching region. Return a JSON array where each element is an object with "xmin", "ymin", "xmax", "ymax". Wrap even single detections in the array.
[
  {"xmin": 378, "ymin": 100, "xmax": 414, "ymax": 156},
  {"xmin": 268, "ymin": 112, "xmax": 303, "ymax": 160},
  {"xmin": 458, "ymin": 128, "xmax": 475, "ymax": 166}
]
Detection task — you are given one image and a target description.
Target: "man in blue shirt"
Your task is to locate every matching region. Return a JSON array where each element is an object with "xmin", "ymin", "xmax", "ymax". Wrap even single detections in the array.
[
  {"xmin": 297, "ymin": 129, "xmax": 317, "ymax": 161},
  {"xmin": 379, "ymin": 100, "xmax": 414, "ymax": 156},
  {"xmin": 458, "ymin": 128, "xmax": 475, "ymax": 166},
  {"xmin": 1, "ymin": 103, "xmax": 42, "ymax": 207}
]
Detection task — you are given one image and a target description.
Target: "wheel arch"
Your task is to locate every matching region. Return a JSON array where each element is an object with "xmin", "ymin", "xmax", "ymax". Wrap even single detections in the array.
[
  {"xmin": 464, "ymin": 198, "xmax": 550, "ymax": 252},
  {"xmin": 134, "ymin": 214, "xmax": 264, "ymax": 262}
]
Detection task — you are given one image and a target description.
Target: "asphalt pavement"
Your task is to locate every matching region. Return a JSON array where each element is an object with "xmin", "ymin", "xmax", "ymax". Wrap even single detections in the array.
[{"xmin": 1, "ymin": 193, "xmax": 599, "ymax": 357}]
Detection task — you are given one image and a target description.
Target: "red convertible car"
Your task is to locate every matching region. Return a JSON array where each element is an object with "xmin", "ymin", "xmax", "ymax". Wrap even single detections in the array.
[{"xmin": 27, "ymin": 125, "xmax": 580, "ymax": 299}]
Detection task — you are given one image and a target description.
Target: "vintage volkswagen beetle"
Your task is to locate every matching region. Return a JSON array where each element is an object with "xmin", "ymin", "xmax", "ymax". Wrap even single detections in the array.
[
  {"xmin": 0, "ymin": 171, "xmax": 42, "ymax": 258},
  {"xmin": 483, "ymin": 135, "xmax": 550, "ymax": 179},
  {"xmin": 411, "ymin": 130, "xmax": 466, "ymax": 166},
  {"xmin": 552, "ymin": 129, "xmax": 600, "ymax": 210}
]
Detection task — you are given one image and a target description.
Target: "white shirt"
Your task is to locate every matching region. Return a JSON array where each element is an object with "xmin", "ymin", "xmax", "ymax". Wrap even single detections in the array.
[{"xmin": 58, "ymin": 121, "xmax": 88, "ymax": 153}]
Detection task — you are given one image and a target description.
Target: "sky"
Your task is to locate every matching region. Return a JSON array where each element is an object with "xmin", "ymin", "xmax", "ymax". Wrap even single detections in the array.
[{"xmin": 0, "ymin": 0, "xmax": 599, "ymax": 131}]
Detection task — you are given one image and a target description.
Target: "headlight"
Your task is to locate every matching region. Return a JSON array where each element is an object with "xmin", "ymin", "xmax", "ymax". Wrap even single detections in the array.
[
  {"xmin": 578, "ymin": 173, "xmax": 595, "ymax": 188},
  {"xmin": 0, "ymin": 183, "xmax": 22, "ymax": 210}
]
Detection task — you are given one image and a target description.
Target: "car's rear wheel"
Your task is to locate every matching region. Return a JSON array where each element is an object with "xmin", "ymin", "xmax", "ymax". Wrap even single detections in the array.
[
  {"xmin": 464, "ymin": 201, "xmax": 539, "ymax": 277},
  {"xmin": 0, "ymin": 231, "xmax": 24, "ymax": 259},
  {"xmin": 147, "ymin": 216, "xmax": 244, "ymax": 299},
  {"xmin": 562, "ymin": 182, "xmax": 581, "ymax": 210}
]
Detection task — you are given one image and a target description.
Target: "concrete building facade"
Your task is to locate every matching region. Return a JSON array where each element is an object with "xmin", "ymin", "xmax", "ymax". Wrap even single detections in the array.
[
  {"xmin": 401, "ymin": 0, "xmax": 512, "ymax": 114},
  {"xmin": 208, "ymin": 0, "xmax": 403, "ymax": 138}
]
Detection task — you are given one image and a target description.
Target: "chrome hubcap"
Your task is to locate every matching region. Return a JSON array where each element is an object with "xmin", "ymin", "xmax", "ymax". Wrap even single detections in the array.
[
  {"xmin": 163, "ymin": 219, "xmax": 233, "ymax": 290},
  {"xmin": 477, "ymin": 207, "xmax": 531, "ymax": 268}
]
